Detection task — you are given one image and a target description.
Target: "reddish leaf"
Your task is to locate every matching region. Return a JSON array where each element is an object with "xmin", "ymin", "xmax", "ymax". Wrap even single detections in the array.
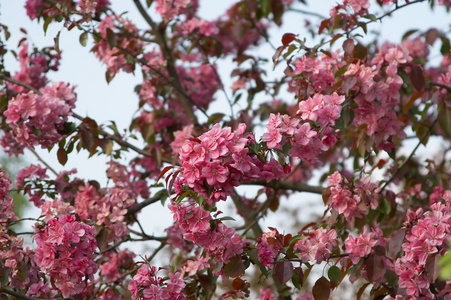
[
  {"xmin": 318, "ymin": 19, "xmax": 330, "ymax": 34},
  {"xmin": 275, "ymin": 261, "xmax": 293, "ymax": 285},
  {"xmin": 271, "ymin": 0, "xmax": 284, "ymax": 26},
  {"xmin": 425, "ymin": 254, "xmax": 440, "ymax": 282},
  {"xmin": 322, "ymin": 187, "xmax": 332, "ymax": 205},
  {"xmin": 157, "ymin": 165, "xmax": 174, "ymax": 183},
  {"xmin": 388, "ymin": 228, "xmax": 406, "ymax": 257},
  {"xmin": 272, "ymin": 46, "xmax": 285, "ymax": 64},
  {"xmin": 232, "ymin": 278, "xmax": 245, "ymax": 290},
  {"xmin": 284, "ymin": 65, "xmax": 293, "ymax": 76},
  {"xmin": 343, "ymin": 38, "xmax": 355, "ymax": 55},
  {"xmin": 410, "ymin": 64, "xmax": 425, "ymax": 91},
  {"xmin": 330, "ymin": 33, "xmax": 343, "ymax": 47},
  {"xmin": 224, "ymin": 256, "xmax": 246, "ymax": 278},
  {"xmin": 425, "ymin": 28, "xmax": 440, "ymax": 45},
  {"xmin": 312, "ymin": 276, "xmax": 330, "ymax": 300},
  {"xmin": 356, "ymin": 283, "xmax": 370, "ymax": 300},
  {"xmin": 57, "ymin": 147, "xmax": 68, "ymax": 166},
  {"xmin": 366, "ymin": 253, "xmax": 385, "ymax": 281},
  {"xmin": 282, "ymin": 33, "xmax": 296, "ymax": 47}
]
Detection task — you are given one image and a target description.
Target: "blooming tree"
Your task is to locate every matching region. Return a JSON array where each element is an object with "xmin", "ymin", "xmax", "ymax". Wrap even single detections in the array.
[{"xmin": 1, "ymin": 0, "xmax": 451, "ymax": 299}]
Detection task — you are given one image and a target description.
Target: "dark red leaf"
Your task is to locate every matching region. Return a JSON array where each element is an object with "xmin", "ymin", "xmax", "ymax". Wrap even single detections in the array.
[
  {"xmin": 425, "ymin": 254, "xmax": 439, "ymax": 282},
  {"xmin": 410, "ymin": 64, "xmax": 425, "ymax": 91},
  {"xmin": 232, "ymin": 278, "xmax": 245, "ymax": 290},
  {"xmin": 275, "ymin": 261, "xmax": 293, "ymax": 285},
  {"xmin": 319, "ymin": 19, "xmax": 330, "ymax": 34},
  {"xmin": 366, "ymin": 253, "xmax": 385, "ymax": 281},
  {"xmin": 57, "ymin": 147, "xmax": 68, "ymax": 166},
  {"xmin": 282, "ymin": 33, "xmax": 296, "ymax": 47},
  {"xmin": 322, "ymin": 187, "xmax": 332, "ymax": 206},
  {"xmin": 312, "ymin": 276, "xmax": 330, "ymax": 300},
  {"xmin": 157, "ymin": 165, "xmax": 174, "ymax": 183},
  {"xmin": 284, "ymin": 65, "xmax": 293, "ymax": 76},
  {"xmin": 425, "ymin": 28, "xmax": 440, "ymax": 45},
  {"xmin": 343, "ymin": 38, "xmax": 355, "ymax": 55},
  {"xmin": 272, "ymin": 46, "xmax": 285, "ymax": 64},
  {"xmin": 388, "ymin": 228, "xmax": 406, "ymax": 257}
]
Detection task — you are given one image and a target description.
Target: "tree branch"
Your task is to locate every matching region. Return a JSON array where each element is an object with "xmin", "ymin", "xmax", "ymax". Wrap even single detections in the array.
[
  {"xmin": 430, "ymin": 81, "xmax": 451, "ymax": 92},
  {"xmin": 0, "ymin": 76, "xmax": 42, "ymax": 95},
  {"xmin": 126, "ymin": 190, "xmax": 167, "ymax": 216},
  {"xmin": 132, "ymin": 0, "xmax": 199, "ymax": 123},
  {"xmin": 243, "ymin": 179, "xmax": 324, "ymax": 194}
]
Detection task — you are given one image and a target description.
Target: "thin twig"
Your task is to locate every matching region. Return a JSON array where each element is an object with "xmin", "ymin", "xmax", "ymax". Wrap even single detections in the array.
[
  {"xmin": 381, "ymin": 118, "xmax": 438, "ymax": 191},
  {"xmin": 29, "ymin": 148, "xmax": 58, "ymax": 176},
  {"xmin": 0, "ymin": 76, "xmax": 42, "ymax": 95},
  {"xmin": 126, "ymin": 191, "xmax": 165, "ymax": 216},
  {"xmin": 243, "ymin": 179, "xmax": 324, "ymax": 194}
]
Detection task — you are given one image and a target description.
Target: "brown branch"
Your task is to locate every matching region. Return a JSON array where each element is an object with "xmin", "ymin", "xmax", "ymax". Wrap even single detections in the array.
[
  {"xmin": 231, "ymin": 191, "xmax": 263, "ymax": 238},
  {"xmin": 243, "ymin": 179, "xmax": 324, "ymax": 194},
  {"xmin": 132, "ymin": 0, "xmax": 199, "ymax": 123},
  {"xmin": 430, "ymin": 81, "xmax": 451, "ymax": 92},
  {"xmin": 0, "ymin": 76, "xmax": 43, "ymax": 95},
  {"xmin": 71, "ymin": 112, "xmax": 154, "ymax": 158},
  {"xmin": 126, "ymin": 190, "xmax": 166, "ymax": 216},
  {"xmin": 0, "ymin": 286, "xmax": 72, "ymax": 300}
]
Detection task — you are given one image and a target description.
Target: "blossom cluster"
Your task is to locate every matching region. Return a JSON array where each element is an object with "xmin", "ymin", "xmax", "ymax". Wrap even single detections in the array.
[
  {"xmin": 176, "ymin": 123, "xmax": 289, "ymax": 203},
  {"xmin": 169, "ymin": 201, "xmax": 245, "ymax": 265},
  {"xmin": 6, "ymin": 43, "xmax": 59, "ymax": 94},
  {"xmin": 293, "ymin": 228, "xmax": 338, "ymax": 263},
  {"xmin": 394, "ymin": 191, "xmax": 451, "ymax": 298},
  {"xmin": 177, "ymin": 64, "xmax": 221, "ymax": 109},
  {"xmin": 155, "ymin": 0, "xmax": 196, "ymax": 20},
  {"xmin": 33, "ymin": 214, "xmax": 97, "ymax": 298},
  {"xmin": 256, "ymin": 229, "xmax": 285, "ymax": 268},
  {"xmin": 100, "ymin": 249, "xmax": 136, "ymax": 282},
  {"xmin": 344, "ymin": 227, "xmax": 382, "ymax": 264},
  {"xmin": 4, "ymin": 82, "xmax": 76, "ymax": 149},
  {"xmin": 25, "ymin": 0, "xmax": 110, "ymax": 19},
  {"xmin": 325, "ymin": 171, "xmax": 380, "ymax": 223},
  {"xmin": 128, "ymin": 264, "xmax": 186, "ymax": 300},
  {"xmin": 94, "ymin": 15, "xmax": 143, "ymax": 76},
  {"xmin": 75, "ymin": 183, "xmax": 133, "ymax": 241}
]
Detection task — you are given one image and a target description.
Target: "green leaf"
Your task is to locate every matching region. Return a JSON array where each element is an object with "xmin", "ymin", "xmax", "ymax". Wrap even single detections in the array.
[
  {"xmin": 288, "ymin": 235, "xmax": 305, "ymax": 246},
  {"xmin": 79, "ymin": 32, "xmax": 88, "ymax": 47},
  {"xmin": 43, "ymin": 17, "xmax": 52, "ymax": 35},
  {"xmin": 246, "ymin": 249, "xmax": 269, "ymax": 276},
  {"xmin": 440, "ymin": 36, "xmax": 451, "ymax": 55},
  {"xmin": 207, "ymin": 113, "xmax": 225, "ymax": 126},
  {"xmin": 380, "ymin": 196, "xmax": 391, "ymax": 216},
  {"xmin": 334, "ymin": 64, "xmax": 349, "ymax": 78},
  {"xmin": 176, "ymin": 191, "xmax": 189, "ymax": 205},
  {"xmin": 362, "ymin": 14, "xmax": 377, "ymax": 22},
  {"xmin": 328, "ymin": 265, "xmax": 341, "ymax": 284},
  {"xmin": 218, "ymin": 216, "xmax": 236, "ymax": 221}
]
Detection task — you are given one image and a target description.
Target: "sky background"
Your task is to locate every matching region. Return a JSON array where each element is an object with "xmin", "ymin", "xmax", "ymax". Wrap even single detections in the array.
[{"xmin": 1, "ymin": 0, "xmax": 450, "ymax": 254}]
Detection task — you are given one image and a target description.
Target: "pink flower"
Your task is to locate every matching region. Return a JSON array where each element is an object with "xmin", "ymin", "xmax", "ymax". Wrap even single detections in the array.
[{"xmin": 202, "ymin": 162, "xmax": 229, "ymax": 186}]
